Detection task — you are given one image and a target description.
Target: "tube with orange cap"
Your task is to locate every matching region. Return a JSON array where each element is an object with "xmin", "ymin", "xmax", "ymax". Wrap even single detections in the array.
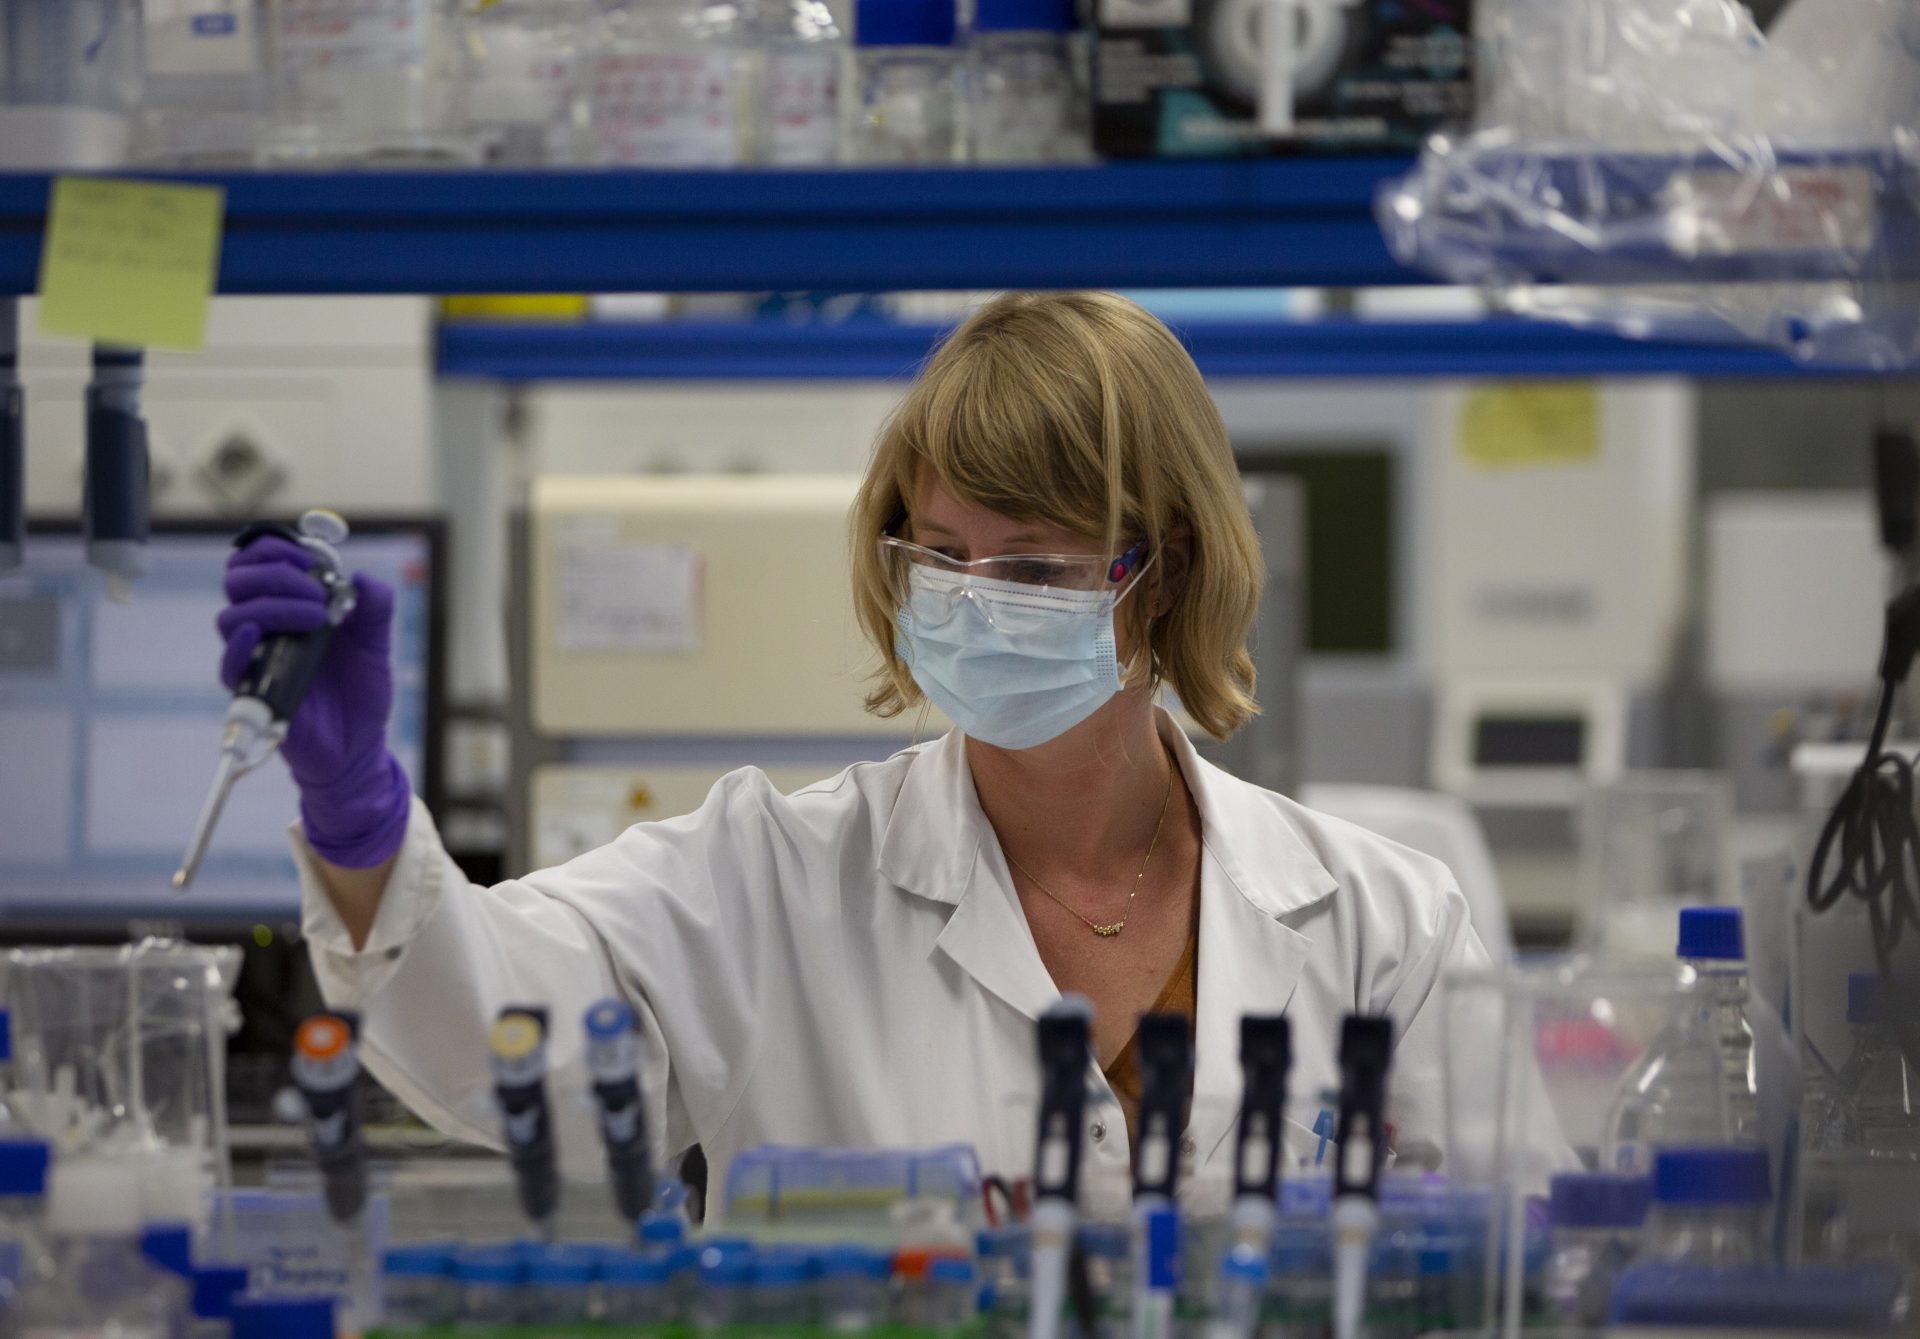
[{"xmin": 291, "ymin": 1011, "xmax": 368, "ymax": 1226}]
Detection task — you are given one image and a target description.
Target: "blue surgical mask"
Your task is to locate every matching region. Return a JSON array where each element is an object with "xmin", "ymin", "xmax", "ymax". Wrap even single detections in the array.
[{"xmin": 894, "ymin": 561, "xmax": 1152, "ymax": 750}]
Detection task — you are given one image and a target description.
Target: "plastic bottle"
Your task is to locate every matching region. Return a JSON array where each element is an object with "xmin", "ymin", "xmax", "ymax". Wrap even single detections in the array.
[
  {"xmin": 0, "ymin": 0, "xmax": 143, "ymax": 168},
  {"xmin": 697, "ymin": 1246, "xmax": 755, "ymax": 1334},
  {"xmin": 754, "ymin": 0, "xmax": 844, "ymax": 162},
  {"xmin": 133, "ymin": 0, "xmax": 267, "ymax": 165},
  {"xmin": 263, "ymin": 0, "xmax": 473, "ymax": 163},
  {"xmin": 1545, "ymin": 1172, "xmax": 1652, "ymax": 1326},
  {"xmin": 382, "ymin": 1244, "xmax": 460, "ymax": 1329},
  {"xmin": 588, "ymin": 0, "xmax": 753, "ymax": 165},
  {"xmin": 14, "ymin": 1161, "xmax": 187, "ymax": 1339},
  {"xmin": 460, "ymin": 0, "xmax": 590, "ymax": 163},
  {"xmin": 966, "ymin": 0, "xmax": 1086, "ymax": 163},
  {"xmin": 523, "ymin": 1244, "xmax": 596, "ymax": 1324},
  {"xmin": 818, "ymin": 1245, "xmax": 890, "ymax": 1334},
  {"xmin": 602, "ymin": 1250, "xmax": 677, "ymax": 1326},
  {"xmin": 1601, "ymin": 907, "xmax": 1756, "ymax": 1174},
  {"xmin": 845, "ymin": 0, "xmax": 957, "ymax": 162},
  {"xmin": 923, "ymin": 1257, "xmax": 976, "ymax": 1333},
  {"xmin": 1838, "ymin": 972, "xmax": 1920, "ymax": 1159},
  {"xmin": 1638, "ymin": 1147, "xmax": 1770, "ymax": 1268},
  {"xmin": 1206, "ymin": 1243, "xmax": 1267, "ymax": 1339},
  {"xmin": 455, "ymin": 1244, "xmax": 524, "ymax": 1326},
  {"xmin": 0, "ymin": 1139, "xmax": 50, "ymax": 1292}
]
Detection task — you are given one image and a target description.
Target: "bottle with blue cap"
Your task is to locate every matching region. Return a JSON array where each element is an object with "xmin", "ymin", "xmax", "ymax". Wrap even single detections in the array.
[
  {"xmin": 1602, "ymin": 906, "xmax": 1757, "ymax": 1173},
  {"xmin": 819, "ymin": 1244, "xmax": 892, "ymax": 1334},
  {"xmin": 976, "ymin": 1227, "xmax": 1030, "ymax": 1339},
  {"xmin": 523, "ymin": 1243, "xmax": 598, "ymax": 1324},
  {"xmin": 588, "ymin": 0, "xmax": 754, "ymax": 165},
  {"xmin": 381, "ymin": 1243, "xmax": 460, "ymax": 1329},
  {"xmin": 696, "ymin": 1242, "xmax": 758, "ymax": 1333},
  {"xmin": 748, "ymin": 1246, "xmax": 819, "ymax": 1330},
  {"xmin": 845, "ymin": 0, "xmax": 960, "ymax": 162},
  {"xmin": 1638, "ymin": 1146, "xmax": 1770, "ymax": 1268},
  {"xmin": 752, "ymin": 0, "xmax": 847, "ymax": 162},
  {"xmin": 455, "ymin": 1244, "xmax": 526, "ymax": 1326},
  {"xmin": 1545, "ymin": 1172, "xmax": 1652, "ymax": 1325},
  {"xmin": 0, "ymin": 1137, "xmax": 51, "ymax": 1289},
  {"xmin": 1835, "ymin": 971, "xmax": 1920, "ymax": 1159},
  {"xmin": 602, "ymin": 1246, "xmax": 680, "ymax": 1326},
  {"xmin": 15, "ymin": 1159, "xmax": 187, "ymax": 1339},
  {"xmin": 967, "ymin": 0, "xmax": 1088, "ymax": 162}
]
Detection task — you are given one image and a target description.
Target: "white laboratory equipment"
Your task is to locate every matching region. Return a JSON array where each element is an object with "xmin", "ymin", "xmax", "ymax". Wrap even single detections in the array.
[
  {"xmin": 966, "ymin": 0, "xmax": 1088, "ymax": 164},
  {"xmin": 0, "ymin": 0, "xmax": 142, "ymax": 168},
  {"xmin": 1637, "ymin": 1147, "xmax": 1771, "ymax": 1269},
  {"xmin": 845, "ymin": 0, "xmax": 958, "ymax": 163},
  {"xmin": 262, "ymin": 0, "xmax": 474, "ymax": 163},
  {"xmin": 133, "ymin": 0, "xmax": 267, "ymax": 165},
  {"xmin": 587, "ymin": 0, "xmax": 753, "ymax": 166},
  {"xmin": 1602, "ymin": 908, "xmax": 1759, "ymax": 1173},
  {"xmin": 753, "ymin": 0, "xmax": 843, "ymax": 164},
  {"xmin": 461, "ymin": 0, "xmax": 591, "ymax": 164}
]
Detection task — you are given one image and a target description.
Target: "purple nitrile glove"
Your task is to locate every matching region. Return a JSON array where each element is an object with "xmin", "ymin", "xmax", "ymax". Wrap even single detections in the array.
[{"xmin": 217, "ymin": 534, "xmax": 412, "ymax": 868}]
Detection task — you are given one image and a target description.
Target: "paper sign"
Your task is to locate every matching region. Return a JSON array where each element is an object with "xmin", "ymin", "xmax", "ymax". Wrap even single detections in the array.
[
  {"xmin": 1459, "ymin": 383, "xmax": 1599, "ymax": 470},
  {"xmin": 555, "ymin": 537, "xmax": 702, "ymax": 652},
  {"xmin": 37, "ymin": 177, "xmax": 224, "ymax": 351}
]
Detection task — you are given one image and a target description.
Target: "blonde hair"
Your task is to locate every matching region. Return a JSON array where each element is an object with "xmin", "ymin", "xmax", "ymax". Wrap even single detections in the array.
[{"xmin": 849, "ymin": 291, "xmax": 1263, "ymax": 740}]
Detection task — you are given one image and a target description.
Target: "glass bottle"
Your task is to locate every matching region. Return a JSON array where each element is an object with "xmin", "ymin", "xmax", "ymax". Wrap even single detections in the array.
[
  {"xmin": 966, "ymin": 0, "xmax": 1086, "ymax": 163},
  {"xmin": 0, "ymin": 0, "xmax": 143, "ymax": 167},
  {"xmin": 1545, "ymin": 1171, "xmax": 1651, "ymax": 1325},
  {"xmin": 588, "ymin": 0, "xmax": 754, "ymax": 165},
  {"xmin": 845, "ymin": 0, "xmax": 956, "ymax": 162},
  {"xmin": 1838, "ymin": 971, "xmax": 1920, "ymax": 1159},
  {"xmin": 753, "ymin": 0, "xmax": 843, "ymax": 163},
  {"xmin": 1638, "ymin": 1146, "xmax": 1770, "ymax": 1268},
  {"xmin": 459, "ymin": 0, "xmax": 590, "ymax": 163},
  {"xmin": 134, "ymin": 0, "xmax": 266, "ymax": 164}
]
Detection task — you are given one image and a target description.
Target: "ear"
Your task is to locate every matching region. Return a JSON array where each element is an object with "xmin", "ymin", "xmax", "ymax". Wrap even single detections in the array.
[{"xmin": 1150, "ymin": 528, "xmax": 1194, "ymax": 618}]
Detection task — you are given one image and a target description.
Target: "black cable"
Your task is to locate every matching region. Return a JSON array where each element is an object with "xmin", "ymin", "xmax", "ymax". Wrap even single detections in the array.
[{"xmin": 1804, "ymin": 589, "xmax": 1920, "ymax": 1078}]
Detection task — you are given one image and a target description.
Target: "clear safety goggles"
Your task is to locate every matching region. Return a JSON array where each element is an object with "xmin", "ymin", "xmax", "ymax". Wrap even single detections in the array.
[{"xmin": 881, "ymin": 534, "xmax": 1153, "ymax": 619}]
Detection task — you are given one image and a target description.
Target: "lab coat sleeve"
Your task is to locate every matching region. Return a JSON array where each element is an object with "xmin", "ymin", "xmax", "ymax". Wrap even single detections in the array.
[{"xmin": 294, "ymin": 776, "xmax": 775, "ymax": 1174}]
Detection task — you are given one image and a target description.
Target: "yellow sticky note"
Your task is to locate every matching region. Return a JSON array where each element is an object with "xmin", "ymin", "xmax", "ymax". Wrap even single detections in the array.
[
  {"xmin": 1459, "ymin": 383, "xmax": 1600, "ymax": 469},
  {"xmin": 37, "ymin": 177, "xmax": 224, "ymax": 351}
]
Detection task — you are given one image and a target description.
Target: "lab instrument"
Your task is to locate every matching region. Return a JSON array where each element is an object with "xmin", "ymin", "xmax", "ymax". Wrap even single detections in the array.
[
  {"xmin": 173, "ymin": 509, "xmax": 359, "ymax": 891},
  {"xmin": 1130, "ymin": 1014, "xmax": 1191, "ymax": 1339},
  {"xmin": 83, "ymin": 345, "xmax": 150, "ymax": 585},
  {"xmin": 489, "ymin": 1006, "xmax": 561, "ymax": 1234},
  {"xmin": 583, "ymin": 998, "xmax": 653, "ymax": 1226},
  {"xmin": 1028, "ymin": 995, "xmax": 1094, "ymax": 1339},
  {"xmin": 290, "ymin": 1011, "xmax": 369, "ymax": 1226},
  {"xmin": 1330, "ymin": 1015, "xmax": 1392, "ymax": 1339},
  {"xmin": 1228, "ymin": 1015, "xmax": 1289, "ymax": 1250}
]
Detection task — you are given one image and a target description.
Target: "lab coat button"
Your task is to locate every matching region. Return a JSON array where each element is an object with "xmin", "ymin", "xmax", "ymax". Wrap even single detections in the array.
[{"xmin": 1090, "ymin": 1119, "xmax": 1107, "ymax": 1143}]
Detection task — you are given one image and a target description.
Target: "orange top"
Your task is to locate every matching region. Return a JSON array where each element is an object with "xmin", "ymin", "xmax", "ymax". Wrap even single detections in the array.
[
  {"xmin": 1101, "ymin": 913, "xmax": 1200, "ymax": 1153},
  {"xmin": 294, "ymin": 1015, "xmax": 350, "ymax": 1062}
]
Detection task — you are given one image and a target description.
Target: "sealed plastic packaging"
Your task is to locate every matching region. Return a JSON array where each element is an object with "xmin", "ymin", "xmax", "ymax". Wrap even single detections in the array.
[{"xmin": 1378, "ymin": 0, "xmax": 1920, "ymax": 370}]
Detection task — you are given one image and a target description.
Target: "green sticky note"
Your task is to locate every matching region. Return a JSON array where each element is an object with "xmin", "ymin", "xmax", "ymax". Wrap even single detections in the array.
[{"xmin": 37, "ymin": 177, "xmax": 225, "ymax": 351}]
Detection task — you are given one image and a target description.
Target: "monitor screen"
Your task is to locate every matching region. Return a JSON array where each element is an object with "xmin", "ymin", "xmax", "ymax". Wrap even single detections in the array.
[
  {"xmin": 1472, "ymin": 714, "xmax": 1587, "ymax": 769},
  {"xmin": 0, "ymin": 521, "xmax": 441, "ymax": 927}
]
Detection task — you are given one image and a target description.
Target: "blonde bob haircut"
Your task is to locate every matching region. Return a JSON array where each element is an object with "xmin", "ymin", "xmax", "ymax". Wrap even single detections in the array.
[{"xmin": 850, "ymin": 290, "xmax": 1263, "ymax": 741}]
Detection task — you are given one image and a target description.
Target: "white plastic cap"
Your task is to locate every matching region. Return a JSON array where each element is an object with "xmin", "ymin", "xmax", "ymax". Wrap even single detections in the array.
[{"xmin": 48, "ymin": 1160, "xmax": 142, "ymax": 1237}]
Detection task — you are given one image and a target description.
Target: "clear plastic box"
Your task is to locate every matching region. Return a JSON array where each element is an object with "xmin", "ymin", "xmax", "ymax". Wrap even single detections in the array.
[{"xmin": 722, "ymin": 1144, "xmax": 983, "ymax": 1232}]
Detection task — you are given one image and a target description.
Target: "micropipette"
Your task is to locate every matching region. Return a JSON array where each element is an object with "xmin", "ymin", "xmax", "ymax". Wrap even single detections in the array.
[
  {"xmin": 173, "ymin": 509, "xmax": 358, "ymax": 890},
  {"xmin": 490, "ymin": 1005, "xmax": 561, "ymax": 1236},
  {"xmin": 291, "ymin": 1011, "xmax": 369, "ymax": 1226},
  {"xmin": 1131, "ymin": 1014, "xmax": 1193, "ymax": 1339},
  {"xmin": 1229, "ymin": 1015, "xmax": 1291, "ymax": 1250},
  {"xmin": 583, "ymin": 998, "xmax": 653, "ymax": 1227},
  {"xmin": 1030, "ymin": 995, "xmax": 1094, "ymax": 1339},
  {"xmin": 1331, "ymin": 1015, "xmax": 1393, "ymax": 1339}
]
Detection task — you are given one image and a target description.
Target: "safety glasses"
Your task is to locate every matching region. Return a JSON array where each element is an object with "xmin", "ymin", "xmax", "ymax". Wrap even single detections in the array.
[{"xmin": 880, "ymin": 535, "xmax": 1151, "ymax": 597}]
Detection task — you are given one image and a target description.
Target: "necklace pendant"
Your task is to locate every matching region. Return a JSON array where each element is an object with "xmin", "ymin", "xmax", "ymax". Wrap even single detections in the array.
[{"xmin": 1091, "ymin": 921, "xmax": 1125, "ymax": 938}]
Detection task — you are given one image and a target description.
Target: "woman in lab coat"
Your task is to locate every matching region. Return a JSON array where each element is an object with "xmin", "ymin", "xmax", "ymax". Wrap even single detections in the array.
[{"xmin": 219, "ymin": 291, "xmax": 1500, "ymax": 1206}]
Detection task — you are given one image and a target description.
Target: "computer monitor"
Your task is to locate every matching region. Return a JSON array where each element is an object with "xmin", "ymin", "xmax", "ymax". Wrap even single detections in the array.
[{"xmin": 0, "ymin": 518, "xmax": 444, "ymax": 930}]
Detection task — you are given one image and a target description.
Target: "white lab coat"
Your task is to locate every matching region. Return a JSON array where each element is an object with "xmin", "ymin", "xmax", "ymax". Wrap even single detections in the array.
[{"xmin": 297, "ymin": 712, "xmax": 1508, "ymax": 1210}]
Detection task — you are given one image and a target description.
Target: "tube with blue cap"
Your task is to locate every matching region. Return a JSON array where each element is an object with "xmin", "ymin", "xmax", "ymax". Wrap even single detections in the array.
[
  {"xmin": 1028, "ymin": 994, "xmax": 1094, "ymax": 1339},
  {"xmin": 583, "ymin": 997, "xmax": 653, "ymax": 1228},
  {"xmin": 83, "ymin": 345, "xmax": 149, "ymax": 590},
  {"xmin": 489, "ymin": 1005, "xmax": 561, "ymax": 1237},
  {"xmin": 1207, "ymin": 1015, "xmax": 1291, "ymax": 1339},
  {"xmin": 0, "ymin": 300, "xmax": 21, "ymax": 576},
  {"xmin": 1331, "ymin": 1015, "xmax": 1393, "ymax": 1339},
  {"xmin": 1130, "ymin": 1013, "xmax": 1192, "ymax": 1339}
]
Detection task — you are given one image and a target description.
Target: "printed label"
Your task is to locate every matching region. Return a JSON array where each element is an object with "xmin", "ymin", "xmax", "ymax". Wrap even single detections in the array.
[
  {"xmin": 274, "ymin": 0, "xmax": 430, "ymax": 73},
  {"xmin": 1666, "ymin": 165, "xmax": 1878, "ymax": 257},
  {"xmin": 1101, "ymin": 0, "xmax": 1191, "ymax": 31},
  {"xmin": 763, "ymin": 47, "xmax": 840, "ymax": 165},
  {"xmin": 143, "ymin": 0, "xmax": 258, "ymax": 76},
  {"xmin": 591, "ymin": 49, "xmax": 741, "ymax": 166}
]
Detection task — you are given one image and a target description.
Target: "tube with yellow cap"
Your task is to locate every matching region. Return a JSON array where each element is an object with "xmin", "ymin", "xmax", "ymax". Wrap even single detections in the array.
[{"xmin": 490, "ymin": 1005, "xmax": 561, "ymax": 1236}]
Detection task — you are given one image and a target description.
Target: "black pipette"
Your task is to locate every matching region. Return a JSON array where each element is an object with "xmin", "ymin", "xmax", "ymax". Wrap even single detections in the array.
[
  {"xmin": 174, "ymin": 509, "xmax": 358, "ymax": 889},
  {"xmin": 1332, "ymin": 1015, "xmax": 1394, "ymax": 1339},
  {"xmin": 583, "ymin": 998, "xmax": 653, "ymax": 1226},
  {"xmin": 291, "ymin": 1011, "xmax": 369, "ymax": 1225},
  {"xmin": 1030, "ymin": 995, "xmax": 1094, "ymax": 1339},
  {"xmin": 1231, "ymin": 1015, "xmax": 1291, "ymax": 1241},
  {"xmin": 490, "ymin": 1005, "xmax": 561, "ymax": 1234},
  {"xmin": 1131, "ymin": 1014, "xmax": 1193, "ymax": 1339}
]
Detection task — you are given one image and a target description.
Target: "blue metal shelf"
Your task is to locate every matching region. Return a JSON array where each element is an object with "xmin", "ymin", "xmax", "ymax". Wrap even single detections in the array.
[
  {"xmin": 0, "ymin": 159, "xmax": 1424, "ymax": 295},
  {"xmin": 437, "ymin": 315, "xmax": 1862, "ymax": 381}
]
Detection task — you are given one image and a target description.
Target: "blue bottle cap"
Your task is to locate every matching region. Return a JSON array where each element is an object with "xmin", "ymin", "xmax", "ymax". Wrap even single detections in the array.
[
  {"xmin": 669, "ymin": 1245, "xmax": 702, "ymax": 1275},
  {"xmin": 383, "ymin": 1244, "xmax": 458, "ymax": 1279},
  {"xmin": 639, "ymin": 1214, "xmax": 685, "ymax": 1246},
  {"xmin": 192, "ymin": 1266, "xmax": 251, "ymax": 1321},
  {"xmin": 602, "ymin": 1251, "xmax": 675, "ymax": 1285},
  {"xmin": 524, "ymin": 1245, "xmax": 598, "ymax": 1286},
  {"xmin": 855, "ymin": 0, "xmax": 956, "ymax": 47},
  {"xmin": 231, "ymin": 1294, "xmax": 334, "ymax": 1339},
  {"xmin": 1652, "ymin": 1147, "xmax": 1770, "ymax": 1206},
  {"xmin": 585, "ymin": 998, "xmax": 635, "ymax": 1039},
  {"xmin": 1676, "ymin": 906, "xmax": 1744, "ymax": 961},
  {"xmin": 754, "ymin": 1252, "xmax": 815, "ymax": 1286},
  {"xmin": 1550, "ymin": 1173, "xmax": 1653, "ymax": 1229},
  {"xmin": 977, "ymin": 1227, "xmax": 1030, "ymax": 1259},
  {"xmin": 139, "ymin": 1224, "xmax": 193, "ymax": 1279},
  {"xmin": 1220, "ymin": 1243, "xmax": 1268, "ymax": 1285},
  {"xmin": 701, "ymin": 1246, "xmax": 756, "ymax": 1287},
  {"xmin": 820, "ymin": 1244, "xmax": 893, "ymax": 1280},
  {"xmin": 0, "ymin": 1139, "xmax": 50, "ymax": 1198},
  {"xmin": 1077, "ymin": 1221, "xmax": 1129, "ymax": 1259},
  {"xmin": 930, "ymin": 1256, "xmax": 976, "ymax": 1286},
  {"xmin": 0, "ymin": 1009, "xmax": 12, "ymax": 1063},
  {"xmin": 455, "ymin": 1245, "xmax": 524, "ymax": 1285},
  {"xmin": 974, "ymin": 0, "xmax": 1074, "ymax": 31}
]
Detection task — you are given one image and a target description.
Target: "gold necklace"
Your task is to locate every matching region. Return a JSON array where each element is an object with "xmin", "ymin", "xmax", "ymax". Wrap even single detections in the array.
[{"xmin": 1004, "ymin": 757, "xmax": 1177, "ymax": 938}]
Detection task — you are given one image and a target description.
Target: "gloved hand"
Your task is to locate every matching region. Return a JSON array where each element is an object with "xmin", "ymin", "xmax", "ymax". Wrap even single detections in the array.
[{"xmin": 218, "ymin": 534, "xmax": 412, "ymax": 868}]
